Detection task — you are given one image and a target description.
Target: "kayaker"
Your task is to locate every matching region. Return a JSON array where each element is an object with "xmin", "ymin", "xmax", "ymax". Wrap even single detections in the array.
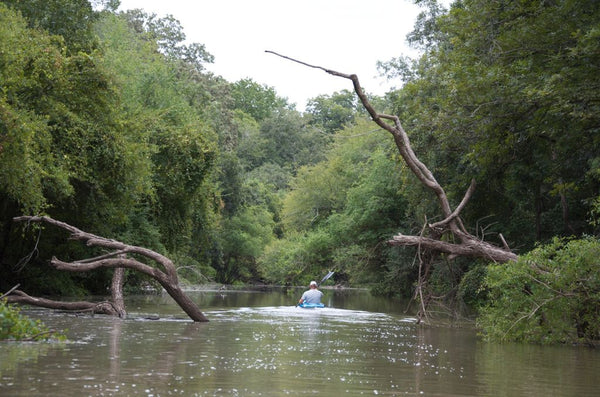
[{"xmin": 298, "ymin": 281, "xmax": 323, "ymax": 305}]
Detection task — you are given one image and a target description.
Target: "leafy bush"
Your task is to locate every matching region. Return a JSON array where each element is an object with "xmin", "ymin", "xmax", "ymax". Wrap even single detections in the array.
[
  {"xmin": 0, "ymin": 300, "xmax": 65, "ymax": 341},
  {"xmin": 258, "ymin": 229, "xmax": 335, "ymax": 286},
  {"xmin": 458, "ymin": 262, "xmax": 489, "ymax": 309},
  {"xmin": 477, "ymin": 237, "xmax": 600, "ymax": 345},
  {"xmin": 257, "ymin": 233, "xmax": 305, "ymax": 285}
]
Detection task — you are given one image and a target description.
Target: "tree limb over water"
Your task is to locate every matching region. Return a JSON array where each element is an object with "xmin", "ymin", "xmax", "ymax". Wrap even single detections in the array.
[
  {"xmin": 7, "ymin": 216, "xmax": 209, "ymax": 322},
  {"xmin": 266, "ymin": 51, "xmax": 517, "ymax": 263},
  {"xmin": 267, "ymin": 51, "xmax": 517, "ymax": 321}
]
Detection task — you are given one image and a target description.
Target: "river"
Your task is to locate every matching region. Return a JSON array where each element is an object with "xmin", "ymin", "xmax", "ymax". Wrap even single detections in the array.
[{"xmin": 1, "ymin": 287, "xmax": 599, "ymax": 396}]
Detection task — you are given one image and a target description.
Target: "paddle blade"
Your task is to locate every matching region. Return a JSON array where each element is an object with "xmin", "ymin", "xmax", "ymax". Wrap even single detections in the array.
[{"xmin": 319, "ymin": 271, "xmax": 335, "ymax": 285}]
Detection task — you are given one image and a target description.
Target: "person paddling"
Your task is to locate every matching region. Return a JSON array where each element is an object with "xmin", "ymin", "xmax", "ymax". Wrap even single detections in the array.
[{"xmin": 298, "ymin": 280, "xmax": 323, "ymax": 305}]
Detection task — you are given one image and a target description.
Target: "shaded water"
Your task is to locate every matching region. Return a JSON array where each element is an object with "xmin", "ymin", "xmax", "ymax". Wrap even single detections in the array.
[{"xmin": 1, "ymin": 288, "xmax": 599, "ymax": 396}]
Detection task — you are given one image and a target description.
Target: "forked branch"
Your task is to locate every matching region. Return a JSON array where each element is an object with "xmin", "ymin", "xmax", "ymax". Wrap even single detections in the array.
[
  {"xmin": 266, "ymin": 51, "xmax": 517, "ymax": 264},
  {"xmin": 10, "ymin": 216, "xmax": 209, "ymax": 322}
]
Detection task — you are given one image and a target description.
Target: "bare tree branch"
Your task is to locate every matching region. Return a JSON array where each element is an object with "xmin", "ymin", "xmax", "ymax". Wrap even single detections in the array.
[
  {"xmin": 266, "ymin": 51, "xmax": 517, "ymax": 264},
  {"xmin": 12, "ymin": 216, "xmax": 209, "ymax": 322},
  {"xmin": 1, "ymin": 284, "xmax": 20, "ymax": 299},
  {"xmin": 429, "ymin": 178, "xmax": 476, "ymax": 232},
  {"xmin": 388, "ymin": 233, "xmax": 517, "ymax": 262},
  {"xmin": 5, "ymin": 289, "xmax": 121, "ymax": 316}
]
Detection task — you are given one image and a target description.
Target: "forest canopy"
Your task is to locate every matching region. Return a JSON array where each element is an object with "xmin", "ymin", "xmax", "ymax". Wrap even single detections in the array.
[{"xmin": 0, "ymin": 0, "xmax": 598, "ymax": 341}]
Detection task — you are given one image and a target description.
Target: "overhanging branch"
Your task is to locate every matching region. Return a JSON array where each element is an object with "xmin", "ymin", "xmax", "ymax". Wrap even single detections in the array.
[
  {"xmin": 267, "ymin": 51, "xmax": 517, "ymax": 265},
  {"xmin": 12, "ymin": 216, "xmax": 209, "ymax": 322}
]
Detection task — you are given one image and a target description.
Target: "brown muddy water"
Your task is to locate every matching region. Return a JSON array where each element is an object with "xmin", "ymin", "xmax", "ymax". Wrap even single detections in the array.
[{"xmin": 1, "ymin": 287, "xmax": 599, "ymax": 396}]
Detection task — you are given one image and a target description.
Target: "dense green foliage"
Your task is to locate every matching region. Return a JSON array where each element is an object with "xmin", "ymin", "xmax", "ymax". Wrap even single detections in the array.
[
  {"xmin": 259, "ymin": 120, "xmax": 410, "ymax": 286},
  {"xmin": 478, "ymin": 237, "xmax": 600, "ymax": 345},
  {"xmin": 0, "ymin": 1, "xmax": 218, "ymax": 293},
  {"xmin": 370, "ymin": 0, "xmax": 600, "ymax": 303},
  {"xmin": 0, "ymin": 300, "xmax": 65, "ymax": 341},
  {"xmin": 388, "ymin": 0, "xmax": 600, "ymax": 247},
  {"xmin": 0, "ymin": 0, "xmax": 598, "ymax": 344}
]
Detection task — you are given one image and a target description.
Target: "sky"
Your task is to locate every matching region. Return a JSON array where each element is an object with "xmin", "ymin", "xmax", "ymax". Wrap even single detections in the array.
[{"xmin": 117, "ymin": 0, "xmax": 426, "ymax": 111}]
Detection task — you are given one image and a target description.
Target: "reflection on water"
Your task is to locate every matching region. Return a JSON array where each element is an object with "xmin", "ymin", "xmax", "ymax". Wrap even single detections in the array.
[{"xmin": 1, "ymin": 288, "xmax": 599, "ymax": 396}]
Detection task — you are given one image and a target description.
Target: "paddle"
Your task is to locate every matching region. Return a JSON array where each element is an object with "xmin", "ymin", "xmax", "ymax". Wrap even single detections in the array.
[{"xmin": 318, "ymin": 271, "xmax": 335, "ymax": 286}]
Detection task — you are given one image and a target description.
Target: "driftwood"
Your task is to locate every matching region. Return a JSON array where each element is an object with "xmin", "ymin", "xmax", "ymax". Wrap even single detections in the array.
[
  {"xmin": 5, "ymin": 289, "xmax": 123, "ymax": 316},
  {"xmin": 267, "ymin": 51, "xmax": 518, "ymax": 321},
  {"xmin": 6, "ymin": 216, "xmax": 208, "ymax": 322}
]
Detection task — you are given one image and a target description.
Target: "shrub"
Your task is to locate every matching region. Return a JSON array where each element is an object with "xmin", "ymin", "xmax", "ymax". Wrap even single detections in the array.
[
  {"xmin": 0, "ymin": 300, "xmax": 65, "ymax": 341},
  {"xmin": 458, "ymin": 262, "xmax": 489, "ymax": 309},
  {"xmin": 477, "ymin": 237, "xmax": 600, "ymax": 345}
]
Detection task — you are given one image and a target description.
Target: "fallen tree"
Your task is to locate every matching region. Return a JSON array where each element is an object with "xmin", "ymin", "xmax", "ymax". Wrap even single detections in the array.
[
  {"xmin": 5, "ymin": 216, "xmax": 209, "ymax": 322},
  {"xmin": 267, "ymin": 51, "xmax": 518, "ymax": 321}
]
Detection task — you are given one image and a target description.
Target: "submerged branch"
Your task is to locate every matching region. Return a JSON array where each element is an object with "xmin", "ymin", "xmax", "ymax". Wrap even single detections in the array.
[{"xmin": 5, "ymin": 290, "xmax": 121, "ymax": 316}]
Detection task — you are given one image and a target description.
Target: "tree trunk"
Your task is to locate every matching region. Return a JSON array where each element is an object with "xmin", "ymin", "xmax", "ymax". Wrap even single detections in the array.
[
  {"xmin": 111, "ymin": 267, "xmax": 127, "ymax": 318},
  {"xmin": 8, "ymin": 216, "xmax": 209, "ymax": 322},
  {"xmin": 388, "ymin": 232, "xmax": 518, "ymax": 263}
]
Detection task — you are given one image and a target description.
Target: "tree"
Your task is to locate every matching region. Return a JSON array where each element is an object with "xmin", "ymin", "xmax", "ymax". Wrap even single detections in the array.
[
  {"xmin": 0, "ymin": 4, "xmax": 156, "ymax": 295},
  {"xmin": 0, "ymin": 4, "xmax": 76, "ymax": 215},
  {"xmin": 269, "ymin": 51, "xmax": 517, "ymax": 258},
  {"xmin": 1, "ymin": 0, "xmax": 99, "ymax": 53},
  {"xmin": 1, "ymin": 5, "xmax": 221, "ymax": 296},
  {"xmin": 258, "ymin": 109, "xmax": 329, "ymax": 171},
  {"xmin": 267, "ymin": 50, "xmax": 517, "ymax": 321},
  {"xmin": 95, "ymin": 11, "xmax": 218, "ymax": 254},
  {"xmin": 268, "ymin": 119, "xmax": 410, "ymax": 287},
  {"xmin": 306, "ymin": 90, "xmax": 360, "ymax": 134},
  {"xmin": 258, "ymin": 229, "xmax": 336, "ymax": 286},
  {"xmin": 6, "ymin": 216, "xmax": 209, "ymax": 322},
  {"xmin": 231, "ymin": 78, "xmax": 288, "ymax": 122},
  {"xmin": 120, "ymin": 8, "xmax": 214, "ymax": 71},
  {"xmin": 388, "ymin": 0, "xmax": 600, "ymax": 247},
  {"xmin": 213, "ymin": 84, "xmax": 328, "ymax": 282},
  {"xmin": 217, "ymin": 205, "xmax": 275, "ymax": 283},
  {"xmin": 282, "ymin": 159, "xmax": 350, "ymax": 232}
]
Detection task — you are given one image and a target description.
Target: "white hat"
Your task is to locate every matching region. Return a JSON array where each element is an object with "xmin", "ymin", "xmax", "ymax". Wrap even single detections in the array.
[{"xmin": 310, "ymin": 281, "xmax": 317, "ymax": 286}]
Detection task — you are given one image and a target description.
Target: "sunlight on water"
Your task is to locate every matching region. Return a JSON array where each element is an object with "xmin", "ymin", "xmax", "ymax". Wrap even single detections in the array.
[
  {"xmin": 210, "ymin": 305, "xmax": 407, "ymax": 323},
  {"xmin": 1, "ymin": 290, "xmax": 599, "ymax": 396}
]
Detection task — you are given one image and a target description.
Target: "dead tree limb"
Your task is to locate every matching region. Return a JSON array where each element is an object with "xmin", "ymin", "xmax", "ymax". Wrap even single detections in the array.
[
  {"xmin": 10, "ymin": 216, "xmax": 209, "ymax": 322},
  {"xmin": 0, "ymin": 284, "xmax": 21, "ymax": 299},
  {"xmin": 266, "ymin": 50, "xmax": 517, "ymax": 264},
  {"xmin": 5, "ymin": 289, "xmax": 121, "ymax": 316}
]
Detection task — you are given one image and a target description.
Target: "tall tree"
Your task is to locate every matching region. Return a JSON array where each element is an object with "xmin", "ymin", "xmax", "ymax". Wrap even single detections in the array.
[
  {"xmin": 0, "ymin": 4, "xmax": 70, "ymax": 215},
  {"xmin": 389, "ymin": 0, "xmax": 600, "ymax": 247},
  {"xmin": 1, "ymin": 0, "xmax": 99, "ymax": 53},
  {"xmin": 306, "ymin": 90, "xmax": 360, "ymax": 134},
  {"xmin": 0, "ymin": 3, "xmax": 160, "ymax": 293},
  {"xmin": 96, "ymin": 11, "xmax": 217, "ymax": 253},
  {"xmin": 231, "ymin": 78, "xmax": 288, "ymax": 122},
  {"xmin": 1, "ymin": 5, "xmax": 221, "ymax": 294}
]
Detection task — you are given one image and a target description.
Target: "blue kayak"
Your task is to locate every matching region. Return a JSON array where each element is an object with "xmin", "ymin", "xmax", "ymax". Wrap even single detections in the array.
[{"xmin": 297, "ymin": 302, "xmax": 325, "ymax": 309}]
